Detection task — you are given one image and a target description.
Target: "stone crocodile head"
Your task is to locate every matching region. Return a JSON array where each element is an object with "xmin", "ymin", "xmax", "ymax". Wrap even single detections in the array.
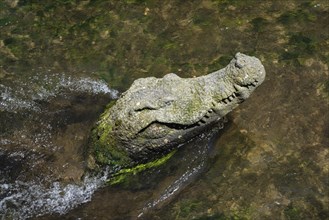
[
  {"xmin": 89, "ymin": 53, "xmax": 265, "ymax": 168},
  {"xmin": 209, "ymin": 52, "xmax": 266, "ymax": 116}
]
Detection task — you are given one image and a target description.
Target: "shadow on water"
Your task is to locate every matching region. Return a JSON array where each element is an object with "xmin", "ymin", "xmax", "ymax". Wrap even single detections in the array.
[
  {"xmin": 1, "ymin": 0, "xmax": 329, "ymax": 219},
  {"xmin": 35, "ymin": 121, "xmax": 228, "ymax": 220}
]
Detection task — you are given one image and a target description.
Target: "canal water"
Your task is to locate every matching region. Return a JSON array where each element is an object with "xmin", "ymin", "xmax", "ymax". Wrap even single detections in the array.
[{"xmin": 0, "ymin": 0, "xmax": 328, "ymax": 219}]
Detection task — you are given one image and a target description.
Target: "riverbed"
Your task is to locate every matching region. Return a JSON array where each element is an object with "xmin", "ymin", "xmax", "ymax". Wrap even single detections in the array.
[{"xmin": 0, "ymin": 0, "xmax": 328, "ymax": 219}]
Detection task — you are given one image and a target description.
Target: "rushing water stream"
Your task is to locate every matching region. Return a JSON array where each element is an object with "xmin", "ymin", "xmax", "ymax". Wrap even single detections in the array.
[
  {"xmin": 0, "ymin": 74, "xmax": 118, "ymax": 219},
  {"xmin": 0, "ymin": 71, "xmax": 221, "ymax": 218},
  {"xmin": 0, "ymin": 70, "xmax": 223, "ymax": 219},
  {"xmin": 1, "ymin": 0, "xmax": 328, "ymax": 219}
]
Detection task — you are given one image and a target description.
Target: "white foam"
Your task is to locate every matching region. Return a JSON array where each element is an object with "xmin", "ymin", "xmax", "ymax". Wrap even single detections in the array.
[
  {"xmin": 0, "ymin": 73, "xmax": 119, "ymax": 219},
  {"xmin": 0, "ymin": 168, "xmax": 109, "ymax": 220},
  {"xmin": 0, "ymin": 85, "xmax": 39, "ymax": 112},
  {"xmin": 0, "ymin": 73, "xmax": 118, "ymax": 112},
  {"xmin": 58, "ymin": 76, "xmax": 119, "ymax": 97},
  {"xmin": 31, "ymin": 73, "xmax": 119, "ymax": 99}
]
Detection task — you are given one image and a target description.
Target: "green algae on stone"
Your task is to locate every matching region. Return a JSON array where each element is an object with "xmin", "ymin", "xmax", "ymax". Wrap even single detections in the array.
[
  {"xmin": 88, "ymin": 100, "xmax": 132, "ymax": 169},
  {"xmin": 108, "ymin": 150, "xmax": 176, "ymax": 185}
]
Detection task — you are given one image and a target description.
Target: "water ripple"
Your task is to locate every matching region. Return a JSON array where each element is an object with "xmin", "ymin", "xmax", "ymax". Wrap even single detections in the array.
[
  {"xmin": 0, "ymin": 168, "xmax": 109, "ymax": 220},
  {"xmin": 0, "ymin": 73, "xmax": 118, "ymax": 113}
]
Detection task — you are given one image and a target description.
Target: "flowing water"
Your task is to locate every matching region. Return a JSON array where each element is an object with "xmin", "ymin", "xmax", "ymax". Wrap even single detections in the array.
[{"xmin": 0, "ymin": 0, "xmax": 328, "ymax": 219}]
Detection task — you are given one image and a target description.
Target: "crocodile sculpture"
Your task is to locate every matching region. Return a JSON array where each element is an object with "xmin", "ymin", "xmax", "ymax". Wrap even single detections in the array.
[{"xmin": 88, "ymin": 52, "xmax": 266, "ymax": 170}]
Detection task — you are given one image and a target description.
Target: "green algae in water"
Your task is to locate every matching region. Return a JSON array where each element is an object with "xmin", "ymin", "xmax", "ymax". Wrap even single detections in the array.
[
  {"xmin": 284, "ymin": 205, "xmax": 301, "ymax": 220},
  {"xmin": 278, "ymin": 9, "xmax": 316, "ymax": 25},
  {"xmin": 324, "ymin": 80, "xmax": 329, "ymax": 96},
  {"xmin": 174, "ymin": 199, "xmax": 204, "ymax": 219},
  {"xmin": 280, "ymin": 32, "xmax": 317, "ymax": 65},
  {"xmin": 208, "ymin": 55, "xmax": 234, "ymax": 71},
  {"xmin": 194, "ymin": 213, "xmax": 226, "ymax": 220},
  {"xmin": 288, "ymin": 34, "xmax": 316, "ymax": 55},
  {"xmin": 1, "ymin": 0, "xmax": 329, "ymax": 219},
  {"xmin": 192, "ymin": 8, "xmax": 216, "ymax": 27},
  {"xmin": 122, "ymin": 0, "xmax": 149, "ymax": 4},
  {"xmin": 250, "ymin": 17, "xmax": 269, "ymax": 33},
  {"xmin": 212, "ymin": 0, "xmax": 259, "ymax": 8}
]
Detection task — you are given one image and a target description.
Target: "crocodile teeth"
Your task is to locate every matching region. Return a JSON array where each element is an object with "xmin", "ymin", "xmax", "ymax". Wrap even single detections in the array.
[{"xmin": 218, "ymin": 91, "xmax": 241, "ymax": 105}]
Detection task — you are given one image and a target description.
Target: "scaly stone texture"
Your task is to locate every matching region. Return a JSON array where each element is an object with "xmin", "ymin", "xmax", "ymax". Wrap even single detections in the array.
[{"xmin": 89, "ymin": 53, "xmax": 265, "ymax": 168}]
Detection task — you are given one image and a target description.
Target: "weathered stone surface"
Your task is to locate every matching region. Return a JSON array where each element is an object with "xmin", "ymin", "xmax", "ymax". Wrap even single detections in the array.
[{"xmin": 88, "ymin": 53, "xmax": 266, "ymax": 168}]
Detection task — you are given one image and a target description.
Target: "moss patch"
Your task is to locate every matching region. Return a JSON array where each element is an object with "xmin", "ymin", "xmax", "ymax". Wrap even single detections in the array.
[
  {"xmin": 279, "ymin": 32, "xmax": 318, "ymax": 66},
  {"xmin": 108, "ymin": 149, "xmax": 176, "ymax": 185},
  {"xmin": 89, "ymin": 100, "xmax": 132, "ymax": 168},
  {"xmin": 284, "ymin": 205, "xmax": 301, "ymax": 220}
]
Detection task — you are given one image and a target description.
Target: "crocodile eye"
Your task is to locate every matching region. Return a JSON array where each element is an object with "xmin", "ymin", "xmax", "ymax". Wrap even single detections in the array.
[
  {"xmin": 235, "ymin": 60, "xmax": 243, "ymax": 69},
  {"xmin": 164, "ymin": 100, "xmax": 172, "ymax": 105}
]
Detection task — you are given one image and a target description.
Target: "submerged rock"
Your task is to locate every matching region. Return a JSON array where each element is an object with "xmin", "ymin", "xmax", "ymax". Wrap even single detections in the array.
[{"xmin": 88, "ymin": 53, "xmax": 266, "ymax": 169}]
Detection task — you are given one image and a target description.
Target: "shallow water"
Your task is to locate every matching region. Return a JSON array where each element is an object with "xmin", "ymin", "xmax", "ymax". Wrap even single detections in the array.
[{"xmin": 1, "ymin": 0, "xmax": 328, "ymax": 219}]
